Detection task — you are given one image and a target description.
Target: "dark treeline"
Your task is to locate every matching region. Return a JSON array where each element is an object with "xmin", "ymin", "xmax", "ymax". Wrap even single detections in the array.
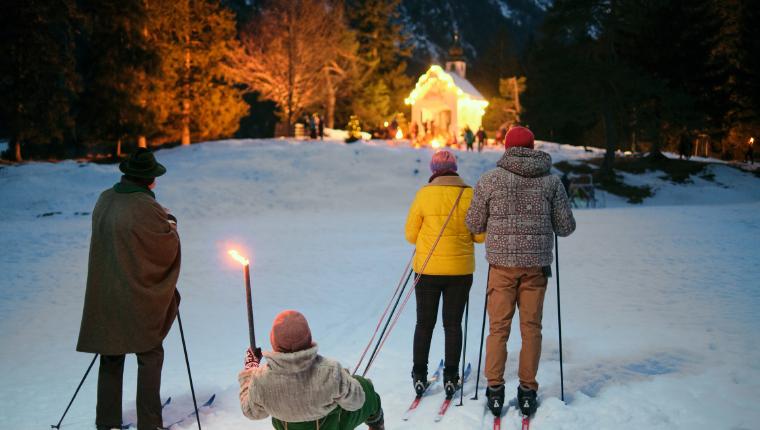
[
  {"xmin": 1, "ymin": 0, "xmax": 758, "ymax": 163},
  {"xmin": 0, "ymin": 0, "xmax": 411, "ymax": 161},
  {"xmin": 523, "ymin": 0, "xmax": 760, "ymax": 169}
]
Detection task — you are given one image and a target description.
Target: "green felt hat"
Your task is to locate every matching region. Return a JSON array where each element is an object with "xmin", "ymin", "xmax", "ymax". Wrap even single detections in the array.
[{"xmin": 119, "ymin": 148, "xmax": 166, "ymax": 179}]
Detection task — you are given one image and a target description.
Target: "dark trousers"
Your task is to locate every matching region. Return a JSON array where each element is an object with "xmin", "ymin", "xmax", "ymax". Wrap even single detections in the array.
[
  {"xmin": 413, "ymin": 274, "xmax": 472, "ymax": 374},
  {"xmin": 96, "ymin": 344, "xmax": 164, "ymax": 430}
]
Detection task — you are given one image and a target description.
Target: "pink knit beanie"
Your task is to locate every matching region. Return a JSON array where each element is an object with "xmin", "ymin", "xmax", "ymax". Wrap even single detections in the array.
[
  {"xmin": 430, "ymin": 150, "xmax": 458, "ymax": 173},
  {"xmin": 269, "ymin": 310, "xmax": 313, "ymax": 353},
  {"xmin": 504, "ymin": 126, "xmax": 535, "ymax": 149}
]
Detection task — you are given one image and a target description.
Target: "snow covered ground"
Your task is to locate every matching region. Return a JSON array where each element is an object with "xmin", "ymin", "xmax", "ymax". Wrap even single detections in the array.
[{"xmin": 1, "ymin": 139, "xmax": 759, "ymax": 430}]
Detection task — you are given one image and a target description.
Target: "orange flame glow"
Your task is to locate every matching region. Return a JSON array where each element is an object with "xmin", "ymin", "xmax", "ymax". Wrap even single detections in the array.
[
  {"xmin": 395, "ymin": 128, "xmax": 404, "ymax": 139},
  {"xmin": 431, "ymin": 138, "xmax": 442, "ymax": 149},
  {"xmin": 228, "ymin": 249, "xmax": 250, "ymax": 266}
]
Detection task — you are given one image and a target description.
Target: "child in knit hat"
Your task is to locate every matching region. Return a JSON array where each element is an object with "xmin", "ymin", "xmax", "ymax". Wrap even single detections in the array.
[{"xmin": 239, "ymin": 310, "xmax": 384, "ymax": 430}]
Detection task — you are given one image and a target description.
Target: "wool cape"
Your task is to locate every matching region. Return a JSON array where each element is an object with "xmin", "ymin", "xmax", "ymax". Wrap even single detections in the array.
[
  {"xmin": 77, "ymin": 181, "xmax": 181, "ymax": 355},
  {"xmin": 405, "ymin": 175, "xmax": 485, "ymax": 275}
]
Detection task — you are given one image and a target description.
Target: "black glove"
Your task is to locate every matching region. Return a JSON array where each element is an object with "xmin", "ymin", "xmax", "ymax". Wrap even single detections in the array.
[{"xmin": 244, "ymin": 347, "xmax": 262, "ymax": 370}]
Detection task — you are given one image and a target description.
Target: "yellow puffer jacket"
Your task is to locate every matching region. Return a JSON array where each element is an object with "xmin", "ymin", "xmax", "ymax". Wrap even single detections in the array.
[{"xmin": 405, "ymin": 175, "xmax": 485, "ymax": 275}]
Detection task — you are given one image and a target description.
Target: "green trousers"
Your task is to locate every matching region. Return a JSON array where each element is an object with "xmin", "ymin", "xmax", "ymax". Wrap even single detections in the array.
[{"xmin": 271, "ymin": 376, "xmax": 381, "ymax": 430}]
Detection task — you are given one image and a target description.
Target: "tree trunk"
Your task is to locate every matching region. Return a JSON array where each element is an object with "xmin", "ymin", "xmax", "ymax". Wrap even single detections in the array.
[
  {"xmin": 324, "ymin": 70, "xmax": 336, "ymax": 129},
  {"xmin": 601, "ymin": 108, "xmax": 617, "ymax": 174},
  {"xmin": 512, "ymin": 77, "xmax": 521, "ymax": 123},
  {"xmin": 13, "ymin": 140, "xmax": 22, "ymax": 162},
  {"xmin": 285, "ymin": 5, "xmax": 295, "ymax": 136},
  {"xmin": 182, "ymin": 0, "xmax": 191, "ymax": 146},
  {"xmin": 116, "ymin": 139, "xmax": 123, "ymax": 158}
]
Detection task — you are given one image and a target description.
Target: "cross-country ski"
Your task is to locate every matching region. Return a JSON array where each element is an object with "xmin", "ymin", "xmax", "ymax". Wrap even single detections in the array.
[
  {"xmin": 402, "ymin": 359, "xmax": 444, "ymax": 421},
  {"xmin": 433, "ymin": 363, "xmax": 471, "ymax": 422}
]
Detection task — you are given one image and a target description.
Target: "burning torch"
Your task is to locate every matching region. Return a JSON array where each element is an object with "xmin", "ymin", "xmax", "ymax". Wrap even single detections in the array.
[{"xmin": 229, "ymin": 249, "xmax": 261, "ymax": 359}]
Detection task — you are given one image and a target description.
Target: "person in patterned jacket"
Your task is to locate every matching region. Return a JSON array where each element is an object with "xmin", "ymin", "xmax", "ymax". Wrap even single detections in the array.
[{"xmin": 465, "ymin": 126, "xmax": 576, "ymax": 418}]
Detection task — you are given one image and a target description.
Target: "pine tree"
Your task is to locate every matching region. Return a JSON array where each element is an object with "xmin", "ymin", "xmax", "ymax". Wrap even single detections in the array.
[
  {"xmin": 710, "ymin": 0, "xmax": 760, "ymax": 156},
  {"xmin": 0, "ymin": 0, "xmax": 80, "ymax": 160},
  {"xmin": 345, "ymin": 0, "xmax": 412, "ymax": 128},
  {"xmin": 482, "ymin": 77, "xmax": 526, "ymax": 131},
  {"xmin": 77, "ymin": 0, "xmax": 160, "ymax": 156},
  {"xmin": 525, "ymin": 0, "xmax": 636, "ymax": 172},
  {"xmin": 142, "ymin": 0, "xmax": 247, "ymax": 146},
  {"xmin": 613, "ymin": 0, "xmax": 713, "ymax": 154}
]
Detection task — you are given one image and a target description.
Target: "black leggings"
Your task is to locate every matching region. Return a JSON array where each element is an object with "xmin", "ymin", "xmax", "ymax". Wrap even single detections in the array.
[{"xmin": 413, "ymin": 273, "xmax": 472, "ymax": 374}]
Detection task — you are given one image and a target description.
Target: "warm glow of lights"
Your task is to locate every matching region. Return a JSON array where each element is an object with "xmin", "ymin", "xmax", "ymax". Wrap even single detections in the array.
[
  {"xmin": 405, "ymin": 64, "xmax": 489, "ymax": 134},
  {"xmin": 431, "ymin": 139, "xmax": 442, "ymax": 149},
  {"xmin": 228, "ymin": 249, "xmax": 249, "ymax": 266},
  {"xmin": 383, "ymin": 121, "xmax": 389, "ymax": 127},
  {"xmin": 395, "ymin": 128, "xmax": 404, "ymax": 139},
  {"xmin": 404, "ymin": 65, "xmax": 488, "ymax": 108},
  {"xmin": 751, "ymin": 137, "xmax": 755, "ymax": 144}
]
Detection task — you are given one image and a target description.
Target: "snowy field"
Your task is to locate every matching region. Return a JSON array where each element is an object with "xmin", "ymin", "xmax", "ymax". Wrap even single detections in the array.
[{"xmin": 1, "ymin": 138, "xmax": 759, "ymax": 430}]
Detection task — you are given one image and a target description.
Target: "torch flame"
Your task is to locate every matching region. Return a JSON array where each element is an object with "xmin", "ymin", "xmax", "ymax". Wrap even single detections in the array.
[
  {"xmin": 431, "ymin": 138, "xmax": 442, "ymax": 149},
  {"xmin": 228, "ymin": 249, "xmax": 250, "ymax": 266},
  {"xmin": 395, "ymin": 128, "xmax": 404, "ymax": 139},
  {"xmin": 751, "ymin": 137, "xmax": 755, "ymax": 144}
]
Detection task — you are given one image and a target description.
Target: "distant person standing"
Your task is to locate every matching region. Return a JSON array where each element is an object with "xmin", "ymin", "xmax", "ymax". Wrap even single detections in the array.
[
  {"xmin": 405, "ymin": 150, "xmax": 485, "ymax": 398},
  {"xmin": 309, "ymin": 114, "xmax": 318, "ymax": 139},
  {"xmin": 317, "ymin": 114, "xmax": 324, "ymax": 140},
  {"xmin": 77, "ymin": 149, "xmax": 181, "ymax": 430},
  {"xmin": 466, "ymin": 126, "xmax": 576, "ymax": 419},
  {"xmin": 679, "ymin": 133, "xmax": 693, "ymax": 160},
  {"xmin": 495, "ymin": 125, "xmax": 508, "ymax": 146},
  {"xmin": 464, "ymin": 126, "xmax": 475, "ymax": 152},
  {"xmin": 746, "ymin": 137, "xmax": 755, "ymax": 164},
  {"xmin": 476, "ymin": 127, "xmax": 487, "ymax": 152}
]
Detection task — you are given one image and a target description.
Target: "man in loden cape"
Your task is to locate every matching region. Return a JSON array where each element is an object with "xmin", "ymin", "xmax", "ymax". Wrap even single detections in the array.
[{"xmin": 77, "ymin": 148, "xmax": 181, "ymax": 430}]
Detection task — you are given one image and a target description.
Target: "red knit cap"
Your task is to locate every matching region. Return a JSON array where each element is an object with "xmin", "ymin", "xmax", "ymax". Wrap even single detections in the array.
[
  {"xmin": 269, "ymin": 310, "xmax": 313, "ymax": 353},
  {"xmin": 504, "ymin": 126, "xmax": 535, "ymax": 149}
]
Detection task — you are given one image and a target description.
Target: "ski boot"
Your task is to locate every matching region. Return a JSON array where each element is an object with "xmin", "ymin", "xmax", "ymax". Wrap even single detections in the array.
[
  {"xmin": 486, "ymin": 384, "xmax": 505, "ymax": 416},
  {"xmin": 366, "ymin": 407, "xmax": 385, "ymax": 430},
  {"xmin": 411, "ymin": 367, "xmax": 428, "ymax": 397},
  {"xmin": 517, "ymin": 384, "xmax": 538, "ymax": 417},
  {"xmin": 443, "ymin": 367, "xmax": 461, "ymax": 399}
]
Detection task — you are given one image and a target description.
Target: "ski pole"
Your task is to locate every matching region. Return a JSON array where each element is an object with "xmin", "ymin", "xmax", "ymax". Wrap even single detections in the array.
[
  {"xmin": 353, "ymin": 251, "xmax": 414, "ymax": 375},
  {"xmin": 362, "ymin": 188, "xmax": 466, "ymax": 376},
  {"xmin": 177, "ymin": 310, "xmax": 202, "ymax": 430},
  {"xmin": 457, "ymin": 298, "xmax": 470, "ymax": 406},
  {"xmin": 361, "ymin": 267, "xmax": 413, "ymax": 376},
  {"xmin": 51, "ymin": 353, "xmax": 99, "ymax": 429},
  {"xmin": 471, "ymin": 266, "xmax": 491, "ymax": 400},
  {"xmin": 555, "ymin": 234, "xmax": 565, "ymax": 403}
]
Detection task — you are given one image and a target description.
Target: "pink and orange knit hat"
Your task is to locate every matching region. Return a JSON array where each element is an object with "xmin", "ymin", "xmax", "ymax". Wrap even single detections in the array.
[
  {"xmin": 269, "ymin": 310, "xmax": 313, "ymax": 353},
  {"xmin": 430, "ymin": 150, "xmax": 458, "ymax": 173}
]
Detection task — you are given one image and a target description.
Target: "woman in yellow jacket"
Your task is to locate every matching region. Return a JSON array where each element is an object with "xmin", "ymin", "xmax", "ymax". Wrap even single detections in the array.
[{"xmin": 405, "ymin": 149, "xmax": 485, "ymax": 398}]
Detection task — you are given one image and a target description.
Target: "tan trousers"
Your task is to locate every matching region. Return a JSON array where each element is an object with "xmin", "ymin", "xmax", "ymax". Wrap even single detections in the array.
[{"xmin": 485, "ymin": 265, "xmax": 547, "ymax": 391}]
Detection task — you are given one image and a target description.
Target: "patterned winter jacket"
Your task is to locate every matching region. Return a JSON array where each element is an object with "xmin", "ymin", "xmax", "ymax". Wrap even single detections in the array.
[
  {"xmin": 466, "ymin": 147, "xmax": 576, "ymax": 268},
  {"xmin": 238, "ymin": 344, "xmax": 365, "ymax": 423}
]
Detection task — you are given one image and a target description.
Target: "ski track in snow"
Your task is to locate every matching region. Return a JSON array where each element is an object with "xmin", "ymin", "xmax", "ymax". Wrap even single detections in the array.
[{"xmin": 1, "ymin": 139, "xmax": 759, "ymax": 429}]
